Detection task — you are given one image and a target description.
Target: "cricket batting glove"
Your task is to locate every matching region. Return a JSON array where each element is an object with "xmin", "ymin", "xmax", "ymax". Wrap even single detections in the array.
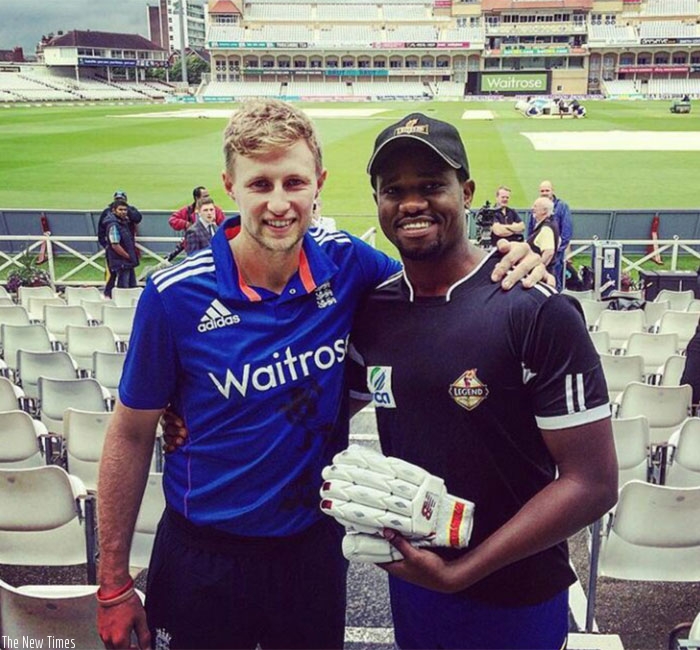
[
  {"xmin": 342, "ymin": 532, "xmax": 405, "ymax": 564},
  {"xmin": 320, "ymin": 445, "xmax": 475, "ymax": 550}
]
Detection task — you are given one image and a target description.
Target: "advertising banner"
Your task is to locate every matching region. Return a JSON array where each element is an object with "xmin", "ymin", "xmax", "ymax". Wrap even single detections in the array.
[{"xmin": 479, "ymin": 72, "xmax": 550, "ymax": 94}]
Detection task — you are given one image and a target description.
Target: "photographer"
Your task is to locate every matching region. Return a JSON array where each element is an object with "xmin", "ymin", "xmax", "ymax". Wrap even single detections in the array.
[{"xmin": 490, "ymin": 186, "xmax": 524, "ymax": 247}]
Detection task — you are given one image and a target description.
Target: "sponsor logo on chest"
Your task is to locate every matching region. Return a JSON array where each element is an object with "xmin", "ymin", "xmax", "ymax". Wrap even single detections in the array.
[
  {"xmin": 198, "ymin": 298, "xmax": 240, "ymax": 333},
  {"xmin": 449, "ymin": 369, "xmax": 489, "ymax": 411}
]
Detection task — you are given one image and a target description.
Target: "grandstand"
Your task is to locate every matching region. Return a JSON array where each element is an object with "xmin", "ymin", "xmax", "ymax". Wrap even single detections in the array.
[{"xmin": 1, "ymin": 0, "xmax": 699, "ymax": 103}]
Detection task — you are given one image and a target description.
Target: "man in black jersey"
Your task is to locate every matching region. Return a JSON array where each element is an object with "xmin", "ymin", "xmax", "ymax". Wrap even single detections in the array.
[{"xmin": 345, "ymin": 113, "xmax": 618, "ymax": 650}]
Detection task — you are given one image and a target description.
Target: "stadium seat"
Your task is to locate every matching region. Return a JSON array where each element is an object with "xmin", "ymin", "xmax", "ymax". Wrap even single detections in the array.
[
  {"xmin": 101, "ymin": 304, "xmax": 136, "ymax": 347},
  {"xmin": 616, "ymin": 381, "xmax": 692, "ymax": 444},
  {"xmin": 0, "ymin": 376, "xmax": 24, "ymax": 412},
  {"xmin": 112, "ymin": 286, "xmax": 143, "ymax": 307},
  {"xmin": 687, "ymin": 300, "xmax": 700, "ymax": 313},
  {"xmin": 92, "ymin": 350, "xmax": 126, "ymax": 398},
  {"xmin": 586, "ymin": 481, "xmax": 700, "ymax": 629},
  {"xmin": 130, "ymin": 472, "xmax": 166, "ymax": 572},
  {"xmin": 65, "ymin": 324, "xmax": 118, "ymax": 370},
  {"xmin": 643, "ymin": 299, "xmax": 670, "ymax": 331},
  {"xmin": 666, "ymin": 417, "xmax": 700, "ymax": 487},
  {"xmin": 43, "ymin": 304, "xmax": 90, "ymax": 345},
  {"xmin": 0, "ymin": 579, "xmax": 140, "ymax": 647},
  {"xmin": 0, "ymin": 410, "xmax": 48, "ymax": 469},
  {"xmin": 578, "ymin": 299, "xmax": 608, "ymax": 331},
  {"xmin": 37, "ymin": 376, "xmax": 110, "ymax": 436},
  {"xmin": 63, "ymin": 408, "xmax": 113, "ymax": 492},
  {"xmin": 599, "ymin": 354, "xmax": 645, "ymax": 404},
  {"xmin": 0, "ymin": 465, "xmax": 97, "ymax": 582},
  {"xmin": 17, "ymin": 286, "xmax": 58, "ymax": 311},
  {"xmin": 588, "ymin": 330, "xmax": 611, "ymax": 356},
  {"xmin": 17, "ymin": 349, "xmax": 78, "ymax": 401},
  {"xmin": 1, "ymin": 323, "xmax": 54, "ymax": 371},
  {"xmin": 624, "ymin": 332, "xmax": 679, "ymax": 380},
  {"xmin": 26, "ymin": 296, "xmax": 66, "ymax": 323},
  {"xmin": 595, "ymin": 310, "xmax": 646, "ymax": 351},
  {"xmin": 79, "ymin": 298, "xmax": 110, "ymax": 323},
  {"xmin": 660, "ymin": 355, "xmax": 687, "ymax": 387},
  {"xmin": 563, "ymin": 289, "xmax": 595, "ymax": 301},
  {"xmin": 655, "ymin": 289, "xmax": 695, "ymax": 312},
  {"xmin": 656, "ymin": 311, "xmax": 700, "ymax": 352},
  {"xmin": 611, "ymin": 415, "xmax": 651, "ymax": 487},
  {"xmin": 63, "ymin": 285, "xmax": 103, "ymax": 306}
]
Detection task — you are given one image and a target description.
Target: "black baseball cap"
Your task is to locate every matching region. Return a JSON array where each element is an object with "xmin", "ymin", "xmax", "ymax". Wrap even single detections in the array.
[
  {"xmin": 113, "ymin": 190, "xmax": 127, "ymax": 200},
  {"xmin": 367, "ymin": 113, "xmax": 470, "ymax": 187}
]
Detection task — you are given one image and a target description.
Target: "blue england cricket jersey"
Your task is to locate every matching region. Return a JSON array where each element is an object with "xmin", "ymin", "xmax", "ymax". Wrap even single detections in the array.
[{"xmin": 120, "ymin": 217, "xmax": 400, "ymax": 536}]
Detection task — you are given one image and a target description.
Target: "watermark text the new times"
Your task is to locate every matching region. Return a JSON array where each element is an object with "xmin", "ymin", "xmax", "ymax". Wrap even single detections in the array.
[{"xmin": 1, "ymin": 637, "xmax": 76, "ymax": 649}]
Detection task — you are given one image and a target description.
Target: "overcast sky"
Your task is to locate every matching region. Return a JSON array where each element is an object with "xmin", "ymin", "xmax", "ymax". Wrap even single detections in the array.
[{"xmin": 1, "ymin": 1, "xmax": 151, "ymax": 55}]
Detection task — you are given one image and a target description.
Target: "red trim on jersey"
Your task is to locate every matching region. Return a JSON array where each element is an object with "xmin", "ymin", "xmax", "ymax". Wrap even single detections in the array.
[{"xmin": 299, "ymin": 248, "xmax": 317, "ymax": 293}]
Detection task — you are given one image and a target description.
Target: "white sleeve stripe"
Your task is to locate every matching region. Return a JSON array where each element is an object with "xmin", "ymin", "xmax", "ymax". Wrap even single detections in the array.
[
  {"xmin": 348, "ymin": 342, "xmax": 365, "ymax": 365},
  {"xmin": 536, "ymin": 403, "xmax": 611, "ymax": 430},
  {"xmin": 576, "ymin": 372, "xmax": 586, "ymax": 412},
  {"xmin": 565, "ymin": 374, "xmax": 574, "ymax": 413},
  {"xmin": 155, "ymin": 265, "xmax": 216, "ymax": 292}
]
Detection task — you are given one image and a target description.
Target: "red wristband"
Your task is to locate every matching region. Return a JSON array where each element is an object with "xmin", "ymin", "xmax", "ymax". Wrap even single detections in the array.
[{"xmin": 97, "ymin": 577, "xmax": 134, "ymax": 602}]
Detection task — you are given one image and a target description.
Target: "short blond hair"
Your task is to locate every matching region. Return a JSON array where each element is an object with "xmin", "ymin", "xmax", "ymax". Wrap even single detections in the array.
[{"xmin": 223, "ymin": 99, "xmax": 323, "ymax": 178}]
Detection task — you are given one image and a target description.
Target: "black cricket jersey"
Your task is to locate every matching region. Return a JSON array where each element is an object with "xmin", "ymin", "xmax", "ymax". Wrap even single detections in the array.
[{"xmin": 348, "ymin": 251, "xmax": 610, "ymax": 606}]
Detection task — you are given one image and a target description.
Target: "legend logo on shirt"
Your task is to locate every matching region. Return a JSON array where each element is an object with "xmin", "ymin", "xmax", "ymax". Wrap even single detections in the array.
[{"xmin": 449, "ymin": 369, "xmax": 489, "ymax": 411}]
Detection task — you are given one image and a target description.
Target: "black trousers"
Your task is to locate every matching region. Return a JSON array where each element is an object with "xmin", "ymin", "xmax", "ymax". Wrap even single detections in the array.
[{"xmin": 146, "ymin": 510, "xmax": 348, "ymax": 649}]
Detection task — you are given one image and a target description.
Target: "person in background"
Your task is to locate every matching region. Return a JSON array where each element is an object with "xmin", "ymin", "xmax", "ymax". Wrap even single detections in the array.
[
  {"xmin": 528, "ymin": 181, "xmax": 572, "ymax": 291},
  {"xmin": 102, "ymin": 199, "xmax": 139, "ymax": 296},
  {"xmin": 183, "ymin": 196, "xmax": 219, "ymax": 255},
  {"xmin": 528, "ymin": 196, "xmax": 559, "ymax": 268},
  {"xmin": 99, "ymin": 190, "xmax": 142, "ymax": 297},
  {"xmin": 169, "ymin": 186, "xmax": 226, "ymax": 232},
  {"xmin": 490, "ymin": 185, "xmax": 524, "ymax": 247}
]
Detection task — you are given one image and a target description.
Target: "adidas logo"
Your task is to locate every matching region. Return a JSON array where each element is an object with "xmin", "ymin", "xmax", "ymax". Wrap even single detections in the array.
[{"xmin": 198, "ymin": 299, "xmax": 241, "ymax": 332}]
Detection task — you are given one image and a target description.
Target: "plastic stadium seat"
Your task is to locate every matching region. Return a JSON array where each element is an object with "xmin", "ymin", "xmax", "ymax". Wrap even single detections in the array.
[
  {"xmin": 624, "ymin": 332, "xmax": 679, "ymax": 380},
  {"xmin": 563, "ymin": 289, "xmax": 595, "ymax": 301},
  {"xmin": 43, "ymin": 304, "xmax": 90, "ymax": 345},
  {"xmin": 1, "ymin": 323, "xmax": 54, "ymax": 370},
  {"xmin": 37, "ymin": 376, "xmax": 110, "ymax": 436},
  {"xmin": 588, "ymin": 330, "xmax": 611, "ymax": 356},
  {"xmin": 616, "ymin": 381, "xmax": 692, "ymax": 444},
  {"xmin": 26, "ymin": 296, "xmax": 66, "ymax": 323},
  {"xmin": 0, "ymin": 579, "xmax": 142, "ymax": 645},
  {"xmin": 595, "ymin": 310, "xmax": 646, "ymax": 351},
  {"xmin": 656, "ymin": 311, "xmax": 700, "ymax": 352},
  {"xmin": 660, "ymin": 355, "xmax": 687, "ymax": 387},
  {"xmin": 63, "ymin": 408, "xmax": 112, "ymax": 492},
  {"xmin": 586, "ymin": 481, "xmax": 700, "ymax": 629},
  {"xmin": 17, "ymin": 285, "xmax": 58, "ymax": 311},
  {"xmin": 578, "ymin": 299, "xmax": 608, "ymax": 331},
  {"xmin": 112, "ymin": 286, "xmax": 143, "ymax": 307},
  {"xmin": 0, "ymin": 376, "xmax": 24, "ymax": 412},
  {"xmin": 655, "ymin": 289, "xmax": 695, "ymax": 312},
  {"xmin": 65, "ymin": 324, "xmax": 118, "ymax": 370},
  {"xmin": 599, "ymin": 354, "xmax": 644, "ymax": 403},
  {"xmin": 17, "ymin": 349, "xmax": 78, "ymax": 400},
  {"xmin": 130, "ymin": 472, "xmax": 166, "ymax": 572},
  {"xmin": 101, "ymin": 304, "xmax": 136, "ymax": 346},
  {"xmin": 63, "ymin": 285, "xmax": 103, "ymax": 306},
  {"xmin": 92, "ymin": 350, "xmax": 126, "ymax": 398},
  {"xmin": 0, "ymin": 465, "xmax": 96, "ymax": 582},
  {"xmin": 666, "ymin": 417, "xmax": 700, "ymax": 487},
  {"xmin": 611, "ymin": 415, "xmax": 651, "ymax": 487},
  {"xmin": 687, "ymin": 300, "xmax": 700, "ymax": 313},
  {"xmin": 0, "ymin": 410, "xmax": 48, "ymax": 469},
  {"xmin": 643, "ymin": 299, "xmax": 669, "ymax": 331}
]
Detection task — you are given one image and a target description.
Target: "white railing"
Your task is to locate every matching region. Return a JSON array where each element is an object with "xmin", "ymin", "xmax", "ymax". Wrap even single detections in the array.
[{"xmin": 0, "ymin": 233, "xmax": 697, "ymax": 287}]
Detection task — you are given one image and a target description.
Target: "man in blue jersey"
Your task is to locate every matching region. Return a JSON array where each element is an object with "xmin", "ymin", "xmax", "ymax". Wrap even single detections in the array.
[
  {"xmin": 332, "ymin": 113, "xmax": 618, "ymax": 649},
  {"xmin": 96, "ymin": 99, "xmax": 548, "ymax": 650}
]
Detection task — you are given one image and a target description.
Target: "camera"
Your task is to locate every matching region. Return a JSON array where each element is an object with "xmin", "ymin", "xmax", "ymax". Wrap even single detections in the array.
[{"xmin": 473, "ymin": 201, "xmax": 497, "ymax": 248}]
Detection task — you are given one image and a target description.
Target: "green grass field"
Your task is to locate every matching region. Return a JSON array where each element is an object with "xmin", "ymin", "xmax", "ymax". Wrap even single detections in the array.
[{"xmin": 1, "ymin": 98, "xmax": 699, "ymax": 276}]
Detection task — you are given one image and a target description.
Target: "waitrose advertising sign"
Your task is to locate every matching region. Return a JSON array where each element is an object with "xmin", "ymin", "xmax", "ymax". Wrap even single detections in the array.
[{"xmin": 480, "ymin": 72, "xmax": 550, "ymax": 95}]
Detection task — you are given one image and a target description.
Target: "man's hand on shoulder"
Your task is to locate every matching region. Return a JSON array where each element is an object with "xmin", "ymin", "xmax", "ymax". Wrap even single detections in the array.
[{"xmin": 492, "ymin": 240, "xmax": 555, "ymax": 289}]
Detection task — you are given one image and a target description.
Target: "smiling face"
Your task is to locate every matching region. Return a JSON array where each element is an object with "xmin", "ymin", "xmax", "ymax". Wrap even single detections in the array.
[
  {"xmin": 374, "ymin": 142, "xmax": 473, "ymax": 262},
  {"xmin": 223, "ymin": 139, "xmax": 326, "ymax": 255}
]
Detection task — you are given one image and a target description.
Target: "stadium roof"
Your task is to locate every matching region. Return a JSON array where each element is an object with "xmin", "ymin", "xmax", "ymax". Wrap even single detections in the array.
[
  {"xmin": 48, "ymin": 30, "xmax": 165, "ymax": 51},
  {"xmin": 482, "ymin": 0, "xmax": 592, "ymax": 9},
  {"xmin": 209, "ymin": 0, "xmax": 243, "ymax": 14}
]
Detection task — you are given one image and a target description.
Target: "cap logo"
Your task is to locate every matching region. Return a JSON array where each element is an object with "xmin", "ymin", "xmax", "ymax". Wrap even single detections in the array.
[{"xmin": 394, "ymin": 119, "xmax": 429, "ymax": 137}]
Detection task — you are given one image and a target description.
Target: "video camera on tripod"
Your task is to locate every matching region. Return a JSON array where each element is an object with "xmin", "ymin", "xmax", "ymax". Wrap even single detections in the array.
[{"xmin": 473, "ymin": 200, "xmax": 498, "ymax": 248}]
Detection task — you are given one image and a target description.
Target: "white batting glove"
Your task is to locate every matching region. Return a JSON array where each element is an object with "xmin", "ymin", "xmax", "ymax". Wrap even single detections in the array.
[{"xmin": 320, "ymin": 445, "xmax": 475, "ymax": 549}]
